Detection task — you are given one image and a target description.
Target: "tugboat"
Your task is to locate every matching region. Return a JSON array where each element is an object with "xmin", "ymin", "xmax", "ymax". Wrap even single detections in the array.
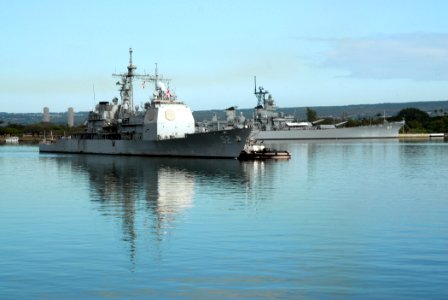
[
  {"xmin": 39, "ymin": 49, "xmax": 251, "ymax": 158},
  {"xmin": 238, "ymin": 141, "xmax": 291, "ymax": 160}
]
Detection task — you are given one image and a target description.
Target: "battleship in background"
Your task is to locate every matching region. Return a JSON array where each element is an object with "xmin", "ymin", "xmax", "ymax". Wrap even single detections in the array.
[
  {"xmin": 247, "ymin": 79, "xmax": 404, "ymax": 140},
  {"xmin": 39, "ymin": 49, "xmax": 250, "ymax": 158},
  {"xmin": 211, "ymin": 79, "xmax": 405, "ymax": 141}
]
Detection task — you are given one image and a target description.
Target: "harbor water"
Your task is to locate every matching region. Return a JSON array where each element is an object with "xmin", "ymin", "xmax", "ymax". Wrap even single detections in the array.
[{"xmin": 1, "ymin": 140, "xmax": 447, "ymax": 299}]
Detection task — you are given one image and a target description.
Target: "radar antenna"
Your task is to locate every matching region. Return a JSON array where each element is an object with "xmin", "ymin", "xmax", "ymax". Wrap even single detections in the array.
[
  {"xmin": 112, "ymin": 49, "xmax": 174, "ymax": 114},
  {"xmin": 254, "ymin": 76, "xmax": 269, "ymax": 107}
]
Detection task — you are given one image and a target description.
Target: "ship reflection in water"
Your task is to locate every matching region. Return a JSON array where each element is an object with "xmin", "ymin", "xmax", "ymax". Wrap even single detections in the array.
[{"xmin": 58, "ymin": 155, "xmax": 264, "ymax": 263}]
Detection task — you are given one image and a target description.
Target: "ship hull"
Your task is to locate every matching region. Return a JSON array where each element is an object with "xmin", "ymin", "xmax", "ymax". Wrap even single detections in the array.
[
  {"xmin": 251, "ymin": 122, "xmax": 404, "ymax": 140},
  {"xmin": 40, "ymin": 128, "xmax": 251, "ymax": 159}
]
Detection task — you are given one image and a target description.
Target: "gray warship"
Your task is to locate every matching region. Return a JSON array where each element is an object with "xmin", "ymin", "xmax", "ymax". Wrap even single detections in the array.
[
  {"xmin": 39, "ymin": 49, "xmax": 251, "ymax": 158},
  {"xmin": 249, "ymin": 79, "xmax": 405, "ymax": 140}
]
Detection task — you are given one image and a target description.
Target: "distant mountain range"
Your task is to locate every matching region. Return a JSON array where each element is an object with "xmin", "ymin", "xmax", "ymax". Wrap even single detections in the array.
[{"xmin": 1, "ymin": 100, "xmax": 447, "ymax": 126}]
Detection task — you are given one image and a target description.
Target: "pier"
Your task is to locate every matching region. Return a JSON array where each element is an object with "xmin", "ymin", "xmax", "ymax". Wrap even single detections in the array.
[{"xmin": 399, "ymin": 133, "xmax": 447, "ymax": 139}]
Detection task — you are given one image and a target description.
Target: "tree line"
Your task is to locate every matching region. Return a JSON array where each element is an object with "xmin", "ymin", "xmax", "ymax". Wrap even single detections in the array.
[
  {"xmin": 0, "ymin": 122, "xmax": 85, "ymax": 137},
  {"xmin": 389, "ymin": 108, "xmax": 448, "ymax": 133},
  {"xmin": 305, "ymin": 107, "xmax": 448, "ymax": 133}
]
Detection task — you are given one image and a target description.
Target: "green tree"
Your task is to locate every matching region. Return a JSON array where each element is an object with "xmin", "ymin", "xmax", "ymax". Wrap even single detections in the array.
[
  {"xmin": 4, "ymin": 127, "xmax": 21, "ymax": 136},
  {"xmin": 427, "ymin": 116, "xmax": 448, "ymax": 133},
  {"xmin": 396, "ymin": 108, "xmax": 430, "ymax": 125},
  {"xmin": 393, "ymin": 108, "xmax": 430, "ymax": 133},
  {"xmin": 306, "ymin": 107, "xmax": 317, "ymax": 122}
]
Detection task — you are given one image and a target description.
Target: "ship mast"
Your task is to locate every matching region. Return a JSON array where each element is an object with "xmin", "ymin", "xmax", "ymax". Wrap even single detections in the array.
[
  {"xmin": 113, "ymin": 49, "xmax": 173, "ymax": 111},
  {"xmin": 113, "ymin": 48, "xmax": 137, "ymax": 113},
  {"xmin": 154, "ymin": 63, "xmax": 158, "ymax": 91},
  {"xmin": 254, "ymin": 76, "xmax": 268, "ymax": 107},
  {"xmin": 128, "ymin": 48, "xmax": 136, "ymax": 111}
]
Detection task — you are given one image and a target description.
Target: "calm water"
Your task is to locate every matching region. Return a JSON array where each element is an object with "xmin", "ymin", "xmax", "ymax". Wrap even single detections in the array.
[{"xmin": 1, "ymin": 140, "xmax": 448, "ymax": 299}]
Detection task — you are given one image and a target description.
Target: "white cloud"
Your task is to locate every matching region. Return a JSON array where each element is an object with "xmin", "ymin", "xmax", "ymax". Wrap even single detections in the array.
[{"xmin": 315, "ymin": 34, "xmax": 448, "ymax": 81}]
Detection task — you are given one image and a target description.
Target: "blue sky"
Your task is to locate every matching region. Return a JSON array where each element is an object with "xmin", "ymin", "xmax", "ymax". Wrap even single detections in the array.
[{"xmin": 1, "ymin": 0, "xmax": 448, "ymax": 113}]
